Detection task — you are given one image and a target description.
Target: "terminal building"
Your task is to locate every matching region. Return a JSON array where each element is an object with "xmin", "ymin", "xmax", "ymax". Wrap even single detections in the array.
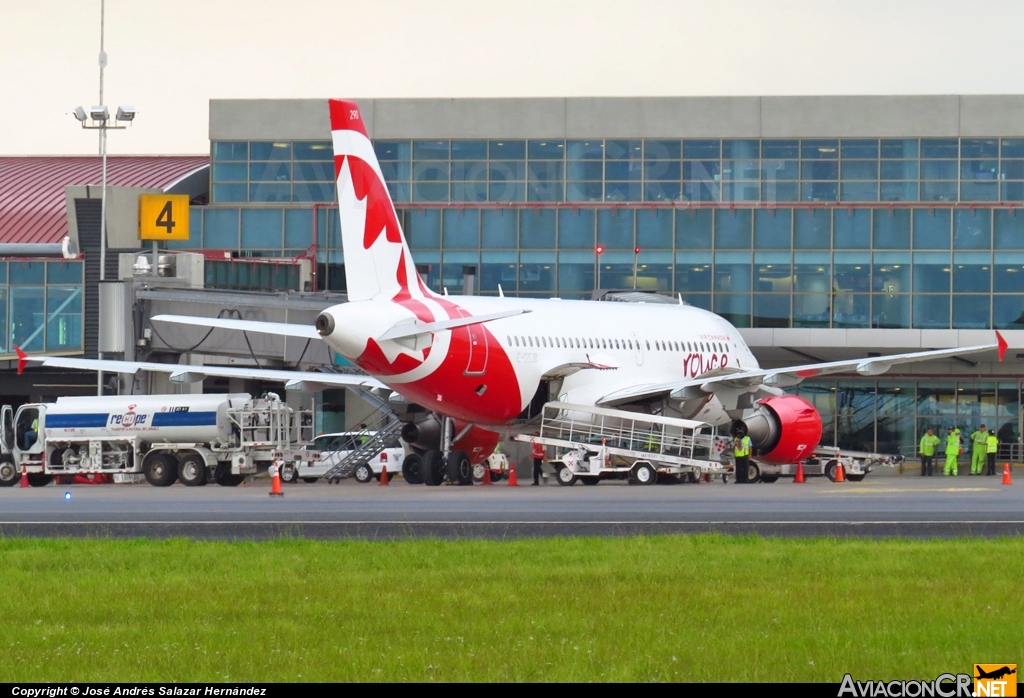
[{"xmin": 3, "ymin": 95, "xmax": 1024, "ymax": 454}]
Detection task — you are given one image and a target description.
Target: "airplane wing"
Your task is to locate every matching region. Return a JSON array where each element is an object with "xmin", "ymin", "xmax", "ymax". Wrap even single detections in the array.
[
  {"xmin": 598, "ymin": 333, "xmax": 1007, "ymax": 407},
  {"xmin": 151, "ymin": 315, "xmax": 321, "ymax": 338},
  {"xmin": 17, "ymin": 349, "xmax": 386, "ymax": 392}
]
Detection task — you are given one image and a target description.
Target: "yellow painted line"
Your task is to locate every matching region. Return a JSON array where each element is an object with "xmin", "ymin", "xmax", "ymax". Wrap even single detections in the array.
[{"xmin": 825, "ymin": 486, "xmax": 999, "ymax": 494}]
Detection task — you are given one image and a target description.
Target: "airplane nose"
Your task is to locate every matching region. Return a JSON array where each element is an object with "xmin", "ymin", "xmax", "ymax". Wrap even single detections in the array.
[{"xmin": 315, "ymin": 312, "xmax": 335, "ymax": 337}]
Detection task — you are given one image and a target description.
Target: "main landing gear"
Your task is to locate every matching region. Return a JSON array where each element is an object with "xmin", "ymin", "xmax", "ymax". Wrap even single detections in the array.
[{"xmin": 408, "ymin": 415, "xmax": 475, "ymax": 486}]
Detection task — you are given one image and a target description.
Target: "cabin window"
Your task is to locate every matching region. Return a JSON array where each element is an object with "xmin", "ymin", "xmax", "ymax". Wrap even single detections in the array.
[{"xmin": 645, "ymin": 340, "xmax": 650, "ymax": 350}]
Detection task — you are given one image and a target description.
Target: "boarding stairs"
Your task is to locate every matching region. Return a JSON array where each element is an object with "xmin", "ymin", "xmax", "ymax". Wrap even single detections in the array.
[{"xmin": 322, "ymin": 408, "xmax": 403, "ymax": 481}]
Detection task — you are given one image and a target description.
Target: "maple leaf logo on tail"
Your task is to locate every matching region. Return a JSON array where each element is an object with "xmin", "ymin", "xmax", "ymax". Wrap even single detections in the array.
[{"xmin": 329, "ymin": 99, "xmax": 426, "ymax": 304}]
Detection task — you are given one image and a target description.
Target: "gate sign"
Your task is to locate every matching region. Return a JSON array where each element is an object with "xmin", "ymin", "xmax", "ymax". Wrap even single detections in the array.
[{"xmin": 139, "ymin": 194, "xmax": 190, "ymax": 241}]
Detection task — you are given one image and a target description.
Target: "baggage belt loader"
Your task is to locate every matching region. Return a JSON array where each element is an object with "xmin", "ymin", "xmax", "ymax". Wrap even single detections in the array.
[
  {"xmin": 717, "ymin": 445, "xmax": 904, "ymax": 483},
  {"xmin": 515, "ymin": 402, "xmax": 732, "ymax": 485},
  {"xmin": 0, "ymin": 392, "xmax": 318, "ymax": 488}
]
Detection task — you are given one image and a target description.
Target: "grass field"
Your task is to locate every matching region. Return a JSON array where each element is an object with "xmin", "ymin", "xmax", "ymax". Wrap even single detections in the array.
[{"xmin": 0, "ymin": 535, "xmax": 1021, "ymax": 682}]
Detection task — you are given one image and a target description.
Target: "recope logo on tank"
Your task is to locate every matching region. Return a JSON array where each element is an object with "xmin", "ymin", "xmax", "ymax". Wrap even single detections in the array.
[{"xmin": 109, "ymin": 409, "xmax": 148, "ymax": 427}]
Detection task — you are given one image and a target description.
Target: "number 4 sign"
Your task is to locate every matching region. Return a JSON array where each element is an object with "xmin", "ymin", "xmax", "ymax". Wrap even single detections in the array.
[{"xmin": 139, "ymin": 194, "xmax": 190, "ymax": 240}]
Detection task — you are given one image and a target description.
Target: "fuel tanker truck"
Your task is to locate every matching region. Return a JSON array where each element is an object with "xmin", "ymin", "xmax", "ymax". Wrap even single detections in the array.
[{"xmin": 0, "ymin": 393, "xmax": 318, "ymax": 488}]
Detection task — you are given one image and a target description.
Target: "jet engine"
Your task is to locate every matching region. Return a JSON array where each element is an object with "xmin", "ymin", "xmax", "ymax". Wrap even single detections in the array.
[
  {"xmin": 731, "ymin": 395, "xmax": 822, "ymax": 464},
  {"xmin": 401, "ymin": 415, "xmax": 499, "ymax": 465}
]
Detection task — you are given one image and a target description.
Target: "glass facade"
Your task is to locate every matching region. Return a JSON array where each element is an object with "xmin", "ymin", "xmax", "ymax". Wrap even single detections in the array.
[
  {"xmin": 1, "ymin": 261, "xmax": 84, "ymax": 356},
  {"xmin": 795, "ymin": 379, "xmax": 1020, "ymax": 457},
  {"xmin": 211, "ymin": 137, "xmax": 1024, "ymax": 205}
]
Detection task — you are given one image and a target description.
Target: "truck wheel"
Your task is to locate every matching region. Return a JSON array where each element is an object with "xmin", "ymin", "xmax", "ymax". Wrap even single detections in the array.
[
  {"xmin": 582, "ymin": 476, "xmax": 599, "ymax": 485},
  {"xmin": 402, "ymin": 454, "xmax": 424, "ymax": 485},
  {"xmin": 354, "ymin": 464, "xmax": 373, "ymax": 483},
  {"xmin": 27, "ymin": 473, "xmax": 53, "ymax": 487},
  {"xmin": 421, "ymin": 450, "xmax": 444, "ymax": 486},
  {"xmin": 760, "ymin": 475, "xmax": 779, "ymax": 484},
  {"xmin": 490, "ymin": 470, "xmax": 504, "ymax": 482},
  {"xmin": 446, "ymin": 450, "xmax": 473, "ymax": 486},
  {"xmin": 846, "ymin": 473, "xmax": 865, "ymax": 482},
  {"xmin": 825, "ymin": 460, "xmax": 840, "ymax": 482},
  {"xmin": 745, "ymin": 461, "xmax": 761, "ymax": 484},
  {"xmin": 280, "ymin": 462, "xmax": 297, "ymax": 483},
  {"xmin": 302, "ymin": 477, "xmax": 319, "ymax": 484},
  {"xmin": 632, "ymin": 462, "xmax": 657, "ymax": 485},
  {"xmin": 144, "ymin": 454, "xmax": 178, "ymax": 487},
  {"xmin": 177, "ymin": 455, "xmax": 207, "ymax": 487},
  {"xmin": 472, "ymin": 463, "xmax": 485, "ymax": 482},
  {"xmin": 687, "ymin": 471, "xmax": 702, "ymax": 484},
  {"xmin": 0, "ymin": 456, "xmax": 17, "ymax": 487},
  {"xmin": 556, "ymin": 465, "xmax": 576, "ymax": 486}
]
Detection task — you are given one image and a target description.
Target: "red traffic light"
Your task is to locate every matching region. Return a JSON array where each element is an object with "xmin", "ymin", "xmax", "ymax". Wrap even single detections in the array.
[{"xmin": 595, "ymin": 245, "xmax": 605, "ymax": 254}]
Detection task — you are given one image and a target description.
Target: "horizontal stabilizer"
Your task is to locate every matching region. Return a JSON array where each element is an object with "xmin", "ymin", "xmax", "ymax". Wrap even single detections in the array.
[
  {"xmin": 151, "ymin": 315, "xmax": 321, "ymax": 339},
  {"xmin": 378, "ymin": 308, "xmax": 530, "ymax": 341}
]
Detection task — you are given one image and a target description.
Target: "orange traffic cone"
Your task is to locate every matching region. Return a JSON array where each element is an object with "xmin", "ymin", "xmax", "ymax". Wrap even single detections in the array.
[
  {"xmin": 19, "ymin": 465, "xmax": 28, "ymax": 488},
  {"xmin": 1002, "ymin": 463, "xmax": 1013, "ymax": 486},
  {"xmin": 269, "ymin": 461, "xmax": 284, "ymax": 497},
  {"xmin": 379, "ymin": 465, "xmax": 389, "ymax": 486},
  {"xmin": 794, "ymin": 462, "xmax": 805, "ymax": 483},
  {"xmin": 834, "ymin": 458, "xmax": 845, "ymax": 483},
  {"xmin": 481, "ymin": 464, "xmax": 492, "ymax": 485},
  {"xmin": 507, "ymin": 461, "xmax": 518, "ymax": 487}
]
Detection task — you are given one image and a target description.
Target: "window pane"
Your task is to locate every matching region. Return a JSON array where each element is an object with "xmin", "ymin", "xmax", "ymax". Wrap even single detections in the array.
[
  {"xmin": 374, "ymin": 141, "xmax": 410, "ymax": 161},
  {"xmin": 961, "ymin": 159, "xmax": 998, "ymax": 181},
  {"xmin": 873, "ymin": 209, "xmax": 910, "ymax": 248},
  {"xmin": 212, "ymin": 162, "xmax": 247, "ymax": 182},
  {"xmin": 443, "ymin": 209, "xmax": 479, "ymax": 248},
  {"xmin": 873, "ymin": 294, "xmax": 910, "ymax": 328},
  {"xmin": 241, "ymin": 209, "xmax": 283, "ymax": 249},
  {"xmin": 558, "ymin": 209, "xmax": 595, "ymax": 249},
  {"xmin": 527, "ymin": 140, "xmax": 564, "ymax": 159},
  {"xmin": 880, "ymin": 139, "xmax": 918, "ymax": 158},
  {"xmin": 284, "ymin": 209, "xmax": 313, "ymax": 249},
  {"xmin": 645, "ymin": 182, "xmax": 681, "ymax": 202},
  {"xmin": 597, "ymin": 209, "xmax": 634, "ymax": 248},
  {"xmin": 520, "ymin": 209, "xmax": 556, "ymax": 248},
  {"xmin": 675, "ymin": 253, "xmax": 712, "ymax": 292},
  {"xmin": 994, "ymin": 210, "xmax": 1024, "ymax": 249},
  {"xmin": 212, "ymin": 141, "xmax": 247, "ymax": 161},
  {"xmin": 961, "ymin": 139, "xmax": 998, "ymax": 158},
  {"xmin": 557, "ymin": 251, "xmax": 595, "ymax": 294},
  {"xmin": 413, "ymin": 140, "xmax": 449, "ymax": 160},
  {"xmin": 482, "ymin": 210, "xmax": 517, "ymax": 248},
  {"xmin": 211, "ymin": 184, "xmax": 244, "ymax": 206},
  {"xmin": 961, "ymin": 182, "xmax": 999, "ymax": 202},
  {"xmin": 675, "ymin": 209, "xmax": 712, "ymax": 248},
  {"xmin": 952, "ymin": 253, "xmax": 991, "ymax": 293},
  {"xmin": 565, "ymin": 181, "xmax": 603, "ymax": 202},
  {"xmin": 1002, "ymin": 139, "xmax": 1024, "ymax": 158},
  {"xmin": 722, "ymin": 139, "xmax": 759, "ymax": 159},
  {"xmin": 292, "ymin": 182, "xmax": 335, "ymax": 203},
  {"xmin": 45, "ymin": 286, "xmax": 82, "ymax": 351},
  {"xmin": 450, "ymin": 181, "xmax": 487, "ymax": 202},
  {"xmin": 763, "ymin": 140, "xmax": 799, "ymax": 158},
  {"xmin": 802, "ymin": 161, "xmax": 839, "ymax": 180},
  {"xmin": 802, "ymin": 139, "xmax": 839, "ymax": 159},
  {"xmin": 801, "ymin": 181, "xmax": 838, "ymax": 202},
  {"xmin": 294, "ymin": 162, "xmax": 334, "ymax": 182},
  {"xmin": 249, "ymin": 183, "xmax": 290, "ymax": 202},
  {"xmin": 11, "ymin": 286, "xmax": 45, "ymax": 352},
  {"xmin": 480, "ymin": 251, "xmax": 517, "ymax": 293},
  {"xmin": 832, "ymin": 293, "xmax": 870, "ymax": 327},
  {"xmin": 880, "ymin": 182, "xmax": 919, "ymax": 202},
  {"xmin": 605, "ymin": 181, "xmax": 642, "ymax": 202},
  {"xmin": 713, "ymin": 293, "xmax": 751, "ymax": 327},
  {"xmin": 920, "ymin": 139, "xmax": 957, "ymax": 158},
  {"xmin": 636, "ymin": 209, "xmax": 673, "ymax": 248},
  {"xmin": 953, "ymin": 295, "xmax": 990, "ymax": 329},
  {"xmin": 913, "ymin": 252, "xmax": 950, "ymax": 292},
  {"xmin": 566, "ymin": 140, "xmax": 604, "ymax": 160},
  {"xmin": 714, "ymin": 253, "xmax": 751, "ymax": 291},
  {"xmin": 921, "ymin": 160, "xmax": 957, "ymax": 180},
  {"xmin": 519, "ymin": 252, "xmax": 555, "ymax": 293},
  {"xmin": 921, "ymin": 181, "xmax": 958, "ymax": 201},
  {"xmin": 722, "ymin": 160, "xmax": 760, "ymax": 181},
  {"xmin": 754, "ymin": 209, "xmax": 791, "ymax": 249},
  {"xmin": 250, "ymin": 141, "xmax": 291, "ymax": 160},
  {"xmin": 715, "ymin": 209, "xmax": 752, "ymax": 249},
  {"xmin": 953, "ymin": 209, "xmax": 991, "ymax": 249},
  {"xmin": 489, "ymin": 140, "xmax": 526, "ymax": 159},
  {"xmin": 841, "ymin": 161, "xmax": 878, "ymax": 180},
  {"xmin": 451, "ymin": 140, "xmax": 487, "ymax": 160},
  {"xmin": 832, "ymin": 210, "xmax": 869, "ymax": 248},
  {"xmin": 841, "ymin": 183, "xmax": 879, "ymax": 202},
  {"xmin": 994, "ymin": 254, "xmax": 1024, "ymax": 292},
  {"xmin": 566, "ymin": 160, "xmax": 603, "ymax": 181},
  {"xmin": 405, "ymin": 209, "xmax": 441, "ymax": 249},
  {"xmin": 880, "ymin": 161, "xmax": 917, "ymax": 180},
  {"xmin": 795, "ymin": 209, "xmax": 831, "ymax": 247},
  {"xmin": 683, "ymin": 139, "xmax": 720, "ymax": 158},
  {"xmin": 753, "ymin": 294, "xmax": 790, "ymax": 327},
  {"xmin": 643, "ymin": 140, "xmax": 681, "ymax": 159},
  {"xmin": 762, "ymin": 160, "xmax": 799, "ymax": 180},
  {"xmin": 10, "ymin": 261, "xmax": 43, "ymax": 284},
  {"xmin": 203, "ymin": 209, "xmax": 239, "ymax": 248},
  {"xmin": 913, "ymin": 209, "xmax": 951, "ymax": 249},
  {"xmin": 293, "ymin": 141, "xmax": 332, "ymax": 160},
  {"xmin": 605, "ymin": 161, "xmax": 642, "ymax": 180},
  {"xmin": 841, "ymin": 139, "xmax": 879, "ymax": 159},
  {"xmin": 1001, "ymin": 182, "xmax": 1024, "ymax": 202},
  {"xmin": 47, "ymin": 261, "xmax": 82, "ymax": 284},
  {"xmin": 993, "ymin": 295, "xmax": 1024, "ymax": 329}
]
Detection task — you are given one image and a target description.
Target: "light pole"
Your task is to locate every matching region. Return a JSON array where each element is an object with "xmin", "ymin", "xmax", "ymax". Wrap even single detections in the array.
[
  {"xmin": 73, "ymin": 0, "xmax": 136, "ymax": 395},
  {"xmin": 595, "ymin": 245, "xmax": 604, "ymax": 292}
]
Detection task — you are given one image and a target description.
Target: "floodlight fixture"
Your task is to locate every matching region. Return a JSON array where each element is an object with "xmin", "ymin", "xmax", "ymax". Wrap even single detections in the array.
[
  {"xmin": 115, "ymin": 106, "xmax": 135, "ymax": 122},
  {"xmin": 89, "ymin": 105, "xmax": 109, "ymax": 122},
  {"xmin": 73, "ymin": 107, "xmax": 87, "ymax": 122}
]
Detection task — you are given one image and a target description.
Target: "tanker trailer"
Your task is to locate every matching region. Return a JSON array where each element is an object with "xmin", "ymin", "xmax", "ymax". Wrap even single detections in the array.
[{"xmin": 0, "ymin": 393, "xmax": 318, "ymax": 488}]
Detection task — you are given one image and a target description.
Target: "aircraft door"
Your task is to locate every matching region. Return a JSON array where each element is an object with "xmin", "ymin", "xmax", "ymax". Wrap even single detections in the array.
[
  {"xmin": 464, "ymin": 325, "xmax": 488, "ymax": 375},
  {"xmin": 632, "ymin": 332, "xmax": 643, "ymax": 366},
  {"xmin": 1, "ymin": 405, "xmax": 13, "ymax": 453}
]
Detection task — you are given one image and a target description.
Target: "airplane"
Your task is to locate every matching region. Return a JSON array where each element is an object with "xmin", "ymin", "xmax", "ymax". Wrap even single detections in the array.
[
  {"xmin": 20, "ymin": 98, "xmax": 1008, "ymax": 485},
  {"xmin": 976, "ymin": 666, "xmax": 1016, "ymax": 681}
]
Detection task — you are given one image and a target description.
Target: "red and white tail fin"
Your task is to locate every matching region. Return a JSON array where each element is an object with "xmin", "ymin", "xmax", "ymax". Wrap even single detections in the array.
[{"xmin": 329, "ymin": 99, "xmax": 428, "ymax": 303}]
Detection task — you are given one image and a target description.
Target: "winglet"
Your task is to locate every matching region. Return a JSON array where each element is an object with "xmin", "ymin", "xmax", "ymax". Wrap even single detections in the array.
[
  {"xmin": 14, "ymin": 345, "xmax": 26, "ymax": 375},
  {"xmin": 997, "ymin": 330, "xmax": 1008, "ymax": 362}
]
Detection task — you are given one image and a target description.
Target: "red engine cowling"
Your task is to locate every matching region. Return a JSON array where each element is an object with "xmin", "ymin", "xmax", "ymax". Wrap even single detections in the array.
[{"xmin": 738, "ymin": 395, "xmax": 822, "ymax": 464}]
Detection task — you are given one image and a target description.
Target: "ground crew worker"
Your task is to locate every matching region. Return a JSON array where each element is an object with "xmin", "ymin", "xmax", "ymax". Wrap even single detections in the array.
[
  {"xmin": 733, "ymin": 429, "xmax": 753, "ymax": 484},
  {"xmin": 944, "ymin": 426, "xmax": 961, "ymax": 476},
  {"xmin": 986, "ymin": 429, "xmax": 999, "ymax": 476},
  {"xmin": 970, "ymin": 424, "xmax": 989, "ymax": 475},
  {"xmin": 531, "ymin": 441, "xmax": 546, "ymax": 486},
  {"xmin": 23, "ymin": 416, "xmax": 38, "ymax": 450},
  {"xmin": 919, "ymin": 428, "xmax": 940, "ymax": 476},
  {"xmin": 643, "ymin": 429, "xmax": 661, "ymax": 453},
  {"xmin": 357, "ymin": 423, "xmax": 369, "ymax": 446}
]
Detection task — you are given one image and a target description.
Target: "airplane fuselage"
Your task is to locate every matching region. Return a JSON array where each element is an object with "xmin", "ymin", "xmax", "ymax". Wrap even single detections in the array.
[{"xmin": 318, "ymin": 294, "xmax": 759, "ymax": 427}]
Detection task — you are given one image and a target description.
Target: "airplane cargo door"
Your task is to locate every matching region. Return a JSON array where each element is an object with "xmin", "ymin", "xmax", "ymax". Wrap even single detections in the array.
[
  {"xmin": 465, "ymin": 326, "xmax": 488, "ymax": 375},
  {"xmin": 632, "ymin": 332, "xmax": 643, "ymax": 366}
]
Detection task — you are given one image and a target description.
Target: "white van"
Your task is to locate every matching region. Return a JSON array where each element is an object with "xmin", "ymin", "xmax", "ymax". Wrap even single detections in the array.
[{"xmin": 284, "ymin": 431, "xmax": 406, "ymax": 483}]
